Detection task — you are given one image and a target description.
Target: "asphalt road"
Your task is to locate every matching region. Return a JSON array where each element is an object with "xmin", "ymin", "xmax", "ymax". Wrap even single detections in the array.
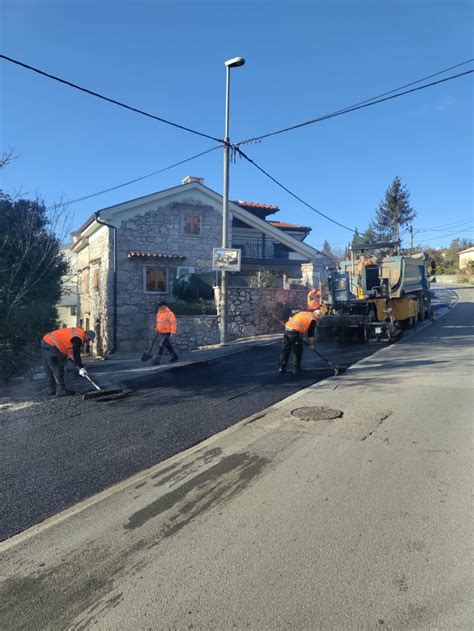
[
  {"xmin": 0, "ymin": 286, "xmax": 470, "ymax": 630},
  {"xmin": 0, "ymin": 289, "xmax": 455, "ymax": 541}
]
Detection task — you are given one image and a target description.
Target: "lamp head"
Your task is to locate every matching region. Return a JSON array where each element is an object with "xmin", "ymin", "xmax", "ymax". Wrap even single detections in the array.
[{"xmin": 225, "ymin": 57, "xmax": 245, "ymax": 68}]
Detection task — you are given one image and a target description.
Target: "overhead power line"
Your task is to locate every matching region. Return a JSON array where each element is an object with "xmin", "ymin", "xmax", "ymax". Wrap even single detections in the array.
[
  {"xmin": 414, "ymin": 217, "xmax": 474, "ymax": 232},
  {"xmin": 0, "ymin": 54, "xmax": 222, "ymax": 143},
  {"xmin": 238, "ymin": 63, "xmax": 474, "ymax": 145},
  {"xmin": 420, "ymin": 227, "xmax": 474, "ymax": 243},
  {"xmin": 236, "ymin": 146, "xmax": 356, "ymax": 233},
  {"xmin": 48, "ymin": 144, "xmax": 221, "ymax": 211}
]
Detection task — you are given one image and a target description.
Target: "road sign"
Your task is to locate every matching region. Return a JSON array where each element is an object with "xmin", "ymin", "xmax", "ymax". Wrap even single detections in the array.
[{"xmin": 212, "ymin": 247, "xmax": 241, "ymax": 272}]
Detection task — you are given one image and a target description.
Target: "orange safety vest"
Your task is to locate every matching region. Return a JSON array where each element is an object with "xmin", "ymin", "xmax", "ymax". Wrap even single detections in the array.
[
  {"xmin": 42, "ymin": 327, "xmax": 87, "ymax": 356},
  {"xmin": 307, "ymin": 289, "xmax": 321, "ymax": 310},
  {"xmin": 285, "ymin": 311, "xmax": 317, "ymax": 335},
  {"xmin": 155, "ymin": 307, "xmax": 177, "ymax": 334}
]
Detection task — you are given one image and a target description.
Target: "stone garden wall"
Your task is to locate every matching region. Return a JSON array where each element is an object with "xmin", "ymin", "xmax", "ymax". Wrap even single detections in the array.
[
  {"xmin": 142, "ymin": 313, "xmax": 220, "ymax": 353},
  {"xmin": 132, "ymin": 285, "xmax": 308, "ymax": 355},
  {"xmin": 216, "ymin": 287, "xmax": 308, "ymax": 339}
]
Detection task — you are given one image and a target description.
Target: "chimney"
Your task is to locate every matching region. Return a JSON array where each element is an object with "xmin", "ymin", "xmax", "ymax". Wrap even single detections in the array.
[{"xmin": 181, "ymin": 175, "xmax": 204, "ymax": 185}]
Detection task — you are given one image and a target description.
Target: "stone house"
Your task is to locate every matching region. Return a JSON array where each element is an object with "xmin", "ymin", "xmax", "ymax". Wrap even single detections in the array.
[{"xmin": 70, "ymin": 176, "xmax": 328, "ymax": 353}]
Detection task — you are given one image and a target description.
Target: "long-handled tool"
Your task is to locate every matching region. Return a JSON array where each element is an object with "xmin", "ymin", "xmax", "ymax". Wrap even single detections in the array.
[
  {"xmin": 272, "ymin": 313, "xmax": 344, "ymax": 377},
  {"xmin": 141, "ymin": 334, "xmax": 158, "ymax": 362},
  {"xmin": 81, "ymin": 372, "xmax": 123, "ymax": 401},
  {"xmin": 302, "ymin": 340, "xmax": 344, "ymax": 376}
]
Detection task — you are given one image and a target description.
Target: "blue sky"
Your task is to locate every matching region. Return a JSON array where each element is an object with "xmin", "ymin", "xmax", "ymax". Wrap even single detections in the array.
[{"xmin": 1, "ymin": 0, "xmax": 473, "ymax": 252}]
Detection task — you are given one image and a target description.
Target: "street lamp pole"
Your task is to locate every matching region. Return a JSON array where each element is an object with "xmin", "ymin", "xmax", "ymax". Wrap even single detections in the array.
[{"xmin": 220, "ymin": 56, "xmax": 245, "ymax": 345}]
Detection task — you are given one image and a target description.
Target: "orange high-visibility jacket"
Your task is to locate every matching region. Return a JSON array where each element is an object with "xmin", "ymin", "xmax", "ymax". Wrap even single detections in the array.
[
  {"xmin": 307, "ymin": 289, "xmax": 321, "ymax": 310},
  {"xmin": 285, "ymin": 311, "xmax": 317, "ymax": 335},
  {"xmin": 156, "ymin": 307, "xmax": 177, "ymax": 334},
  {"xmin": 42, "ymin": 327, "xmax": 87, "ymax": 356}
]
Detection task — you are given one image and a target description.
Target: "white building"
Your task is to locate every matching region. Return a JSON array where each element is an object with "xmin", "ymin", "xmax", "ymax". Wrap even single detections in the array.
[{"xmin": 458, "ymin": 246, "xmax": 474, "ymax": 270}]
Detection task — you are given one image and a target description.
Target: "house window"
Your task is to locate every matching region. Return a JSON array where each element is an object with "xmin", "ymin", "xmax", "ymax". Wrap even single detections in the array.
[
  {"xmin": 92, "ymin": 268, "xmax": 100, "ymax": 292},
  {"xmin": 81, "ymin": 270, "xmax": 89, "ymax": 293},
  {"xmin": 70, "ymin": 306, "xmax": 77, "ymax": 316},
  {"xmin": 183, "ymin": 212, "xmax": 202, "ymax": 235},
  {"xmin": 145, "ymin": 266, "xmax": 168, "ymax": 293}
]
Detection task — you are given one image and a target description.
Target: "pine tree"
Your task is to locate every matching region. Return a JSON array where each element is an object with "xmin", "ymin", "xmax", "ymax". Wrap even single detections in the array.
[
  {"xmin": 362, "ymin": 223, "xmax": 378, "ymax": 243},
  {"xmin": 322, "ymin": 239, "xmax": 332, "ymax": 256},
  {"xmin": 351, "ymin": 228, "xmax": 364, "ymax": 249},
  {"xmin": 374, "ymin": 177, "xmax": 416, "ymax": 241}
]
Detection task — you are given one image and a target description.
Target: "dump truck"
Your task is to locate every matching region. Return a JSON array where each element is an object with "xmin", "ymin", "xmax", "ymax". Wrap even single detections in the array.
[{"xmin": 317, "ymin": 249, "xmax": 432, "ymax": 343}]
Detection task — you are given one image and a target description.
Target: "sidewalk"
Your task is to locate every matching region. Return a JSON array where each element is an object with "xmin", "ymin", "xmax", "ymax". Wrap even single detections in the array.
[{"xmin": 1, "ymin": 288, "xmax": 472, "ymax": 629}]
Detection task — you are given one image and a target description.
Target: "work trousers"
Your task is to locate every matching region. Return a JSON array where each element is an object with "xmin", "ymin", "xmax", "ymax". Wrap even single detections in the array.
[
  {"xmin": 279, "ymin": 330, "xmax": 303, "ymax": 370},
  {"xmin": 41, "ymin": 341, "xmax": 67, "ymax": 392},
  {"xmin": 157, "ymin": 333, "xmax": 177, "ymax": 358}
]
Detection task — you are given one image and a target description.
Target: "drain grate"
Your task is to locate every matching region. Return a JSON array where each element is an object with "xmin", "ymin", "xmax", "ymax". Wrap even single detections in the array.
[{"xmin": 291, "ymin": 406, "xmax": 343, "ymax": 421}]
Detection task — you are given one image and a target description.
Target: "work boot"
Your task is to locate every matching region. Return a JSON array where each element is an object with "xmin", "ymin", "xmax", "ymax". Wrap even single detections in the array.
[
  {"xmin": 169, "ymin": 354, "xmax": 179, "ymax": 363},
  {"xmin": 278, "ymin": 365, "xmax": 286, "ymax": 374},
  {"xmin": 56, "ymin": 386, "xmax": 74, "ymax": 397},
  {"xmin": 47, "ymin": 386, "xmax": 56, "ymax": 396}
]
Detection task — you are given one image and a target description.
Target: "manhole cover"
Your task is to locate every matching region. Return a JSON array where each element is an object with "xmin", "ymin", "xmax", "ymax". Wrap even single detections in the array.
[{"xmin": 291, "ymin": 406, "xmax": 343, "ymax": 421}]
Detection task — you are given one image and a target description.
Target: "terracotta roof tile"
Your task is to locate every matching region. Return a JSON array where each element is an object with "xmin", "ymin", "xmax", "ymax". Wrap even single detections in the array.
[
  {"xmin": 268, "ymin": 221, "xmax": 312, "ymax": 232},
  {"xmin": 234, "ymin": 200, "xmax": 280, "ymax": 210},
  {"xmin": 128, "ymin": 251, "xmax": 186, "ymax": 260}
]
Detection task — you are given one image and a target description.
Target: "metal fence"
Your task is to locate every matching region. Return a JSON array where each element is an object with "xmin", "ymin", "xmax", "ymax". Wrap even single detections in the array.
[{"xmin": 232, "ymin": 237, "xmax": 290, "ymax": 260}]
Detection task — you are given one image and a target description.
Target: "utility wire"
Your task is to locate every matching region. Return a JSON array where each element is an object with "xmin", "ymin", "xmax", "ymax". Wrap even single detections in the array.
[
  {"xmin": 238, "ymin": 65, "xmax": 474, "ymax": 145},
  {"xmin": 414, "ymin": 217, "xmax": 474, "ymax": 232},
  {"xmin": 419, "ymin": 227, "xmax": 474, "ymax": 243},
  {"xmin": 1, "ymin": 54, "xmax": 222, "ymax": 143},
  {"xmin": 416, "ymin": 223, "xmax": 474, "ymax": 233},
  {"xmin": 236, "ymin": 146, "xmax": 356, "ymax": 233},
  {"xmin": 48, "ymin": 144, "xmax": 221, "ymax": 211}
]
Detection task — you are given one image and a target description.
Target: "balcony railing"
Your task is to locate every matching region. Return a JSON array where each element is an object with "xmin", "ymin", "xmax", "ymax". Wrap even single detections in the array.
[{"xmin": 232, "ymin": 237, "xmax": 290, "ymax": 260}]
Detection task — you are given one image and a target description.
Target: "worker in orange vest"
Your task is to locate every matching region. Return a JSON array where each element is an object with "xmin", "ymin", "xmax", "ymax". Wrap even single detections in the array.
[
  {"xmin": 279, "ymin": 309, "xmax": 320, "ymax": 374},
  {"xmin": 152, "ymin": 301, "xmax": 178, "ymax": 365},
  {"xmin": 41, "ymin": 326, "xmax": 96, "ymax": 396},
  {"xmin": 307, "ymin": 288, "xmax": 321, "ymax": 310}
]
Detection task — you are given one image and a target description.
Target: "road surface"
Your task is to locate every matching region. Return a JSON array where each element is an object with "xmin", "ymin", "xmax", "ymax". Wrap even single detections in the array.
[
  {"xmin": 0, "ymin": 286, "xmax": 470, "ymax": 630},
  {"xmin": 0, "ymin": 288, "xmax": 456, "ymax": 541}
]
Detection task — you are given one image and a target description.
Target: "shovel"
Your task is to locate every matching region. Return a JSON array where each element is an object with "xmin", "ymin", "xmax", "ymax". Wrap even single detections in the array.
[{"xmin": 141, "ymin": 334, "xmax": 158, "ymax": 362}]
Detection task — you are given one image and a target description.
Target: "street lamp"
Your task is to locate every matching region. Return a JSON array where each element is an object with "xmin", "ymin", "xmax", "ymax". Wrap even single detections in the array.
[{"xmin": 220, "ymin": 56, "xmax": 245, "ymax": 344}]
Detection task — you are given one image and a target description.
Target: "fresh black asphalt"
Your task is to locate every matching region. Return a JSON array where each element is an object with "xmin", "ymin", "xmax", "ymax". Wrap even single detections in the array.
[{"xmin": 1, "ymin": 340, "xmax": 387, "ymax": 540}]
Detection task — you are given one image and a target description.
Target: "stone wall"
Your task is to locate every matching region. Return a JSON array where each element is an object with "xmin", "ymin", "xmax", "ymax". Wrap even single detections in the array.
[
  {"xmin": 216, "ymin": 286, "xmax": 308, "ymax": 339},
  {"xmin": 142, "ymin": 313, "xmax": 220, "ymax": 353},
  {"xmin": 76, "ymin": 226, "xmax": 112, "ymax": 356}
]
